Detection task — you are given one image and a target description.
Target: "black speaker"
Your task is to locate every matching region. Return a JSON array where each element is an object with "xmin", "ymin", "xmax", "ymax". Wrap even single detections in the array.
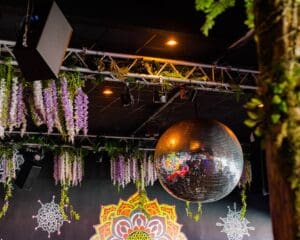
[
  {"xmin": 13, "ymin": 0, "xmax": 73, "ymax": 81},
  {"xmin": 15, "ymin": 160, "xmax": 42, "ymax": 189}
]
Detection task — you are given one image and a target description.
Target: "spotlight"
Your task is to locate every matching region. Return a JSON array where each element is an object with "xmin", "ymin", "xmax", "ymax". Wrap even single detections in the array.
[
  {"xmin": 153, "ymin": 90, "xmax": 167, "ymax": 103},
  {"xmin": 165, "ymin": 39, "xmax": 178, "ymax": 47},
  {"xmin": 102, "ymin": 87, "xmax": 113, "ymax": 96},
  {"xmin": 121, "ymin": 84, "xmax": 134, "ymax": 107}
]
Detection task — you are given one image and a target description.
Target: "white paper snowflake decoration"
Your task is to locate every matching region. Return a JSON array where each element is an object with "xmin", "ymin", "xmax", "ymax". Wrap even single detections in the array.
[
  {"xmin": 33, "ymin": 196, "xmax": 70, "ymax": 238},
  {"xmin": 14, "ymin": 151, "xmax": 24, "ymax": 170},
  {"xmin": 216, "ymin": 202, "xmax": 255, "ymax": 240}
]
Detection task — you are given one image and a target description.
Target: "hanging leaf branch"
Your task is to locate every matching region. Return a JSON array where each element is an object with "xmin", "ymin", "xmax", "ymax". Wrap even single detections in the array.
[
  {"xmin": 53, "ymin": 148, "xmax": 84, "ymax": 221},
  {"xmin": 185, "ymin": 201, "xmax": 202, "ymax": 222},
  {"xmin": 0, "ymin": 144, "xmax": 18, "ymax": 220},
  {"xmin": 238, "ymin": 159, "xmax": 252, "ymax": 219}
]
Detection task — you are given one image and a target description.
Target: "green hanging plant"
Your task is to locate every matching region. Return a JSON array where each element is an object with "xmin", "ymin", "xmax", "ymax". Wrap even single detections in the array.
[
  {"xmin": 240, "ymin": 186, "xmax": 247, "ymax": 219},
  {"xmin": 185, "ymin": 201, "xmax": 202, "ymax": 222},
  {"xmin": 59, "ymin": 184, "xmax": 80, "ymax": 221},
  {"xmin": 0, "ymin": 178, "xmax": 13, "ymax": 220}
]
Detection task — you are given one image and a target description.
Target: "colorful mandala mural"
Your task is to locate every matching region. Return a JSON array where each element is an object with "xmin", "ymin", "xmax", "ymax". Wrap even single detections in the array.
[{"xmin": 90, "ymin": 192, "xmax": 187, "ymax": 240}]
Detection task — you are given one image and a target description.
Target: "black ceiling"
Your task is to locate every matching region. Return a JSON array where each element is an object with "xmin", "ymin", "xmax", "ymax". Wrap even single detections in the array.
[
  {"xmin": 0, "ymin": 0, "xmax": 257, "ymax": 142},
  {"xmin": 0, "ymin": 0, "xmax": 257, "ymax": 68}
]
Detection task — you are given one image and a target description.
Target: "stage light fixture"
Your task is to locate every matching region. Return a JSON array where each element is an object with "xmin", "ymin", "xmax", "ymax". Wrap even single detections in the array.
[
  {"xmin": 165, "ymin": 39, "xmax": 178, "ymax": 47},
  {"xmin": 102, "ymin": 87, "xmax": 113, "ymax": 96},
  {"xmin": 121, "ymin": 84, "xmax": 134, "ymax": 107}
]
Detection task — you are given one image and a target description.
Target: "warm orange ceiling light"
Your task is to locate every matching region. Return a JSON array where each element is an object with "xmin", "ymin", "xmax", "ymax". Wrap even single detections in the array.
[
  {"xmin": 165, "ymin": 39, "xmax": 178, "ymax": 47},
  {"xmin": 102, "ymin": 87, "xmax": 113, "ymax": 96}
]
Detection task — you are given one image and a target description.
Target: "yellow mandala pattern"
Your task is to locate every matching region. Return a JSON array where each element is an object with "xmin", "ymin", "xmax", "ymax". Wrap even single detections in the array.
[{"xmin": 90, "ymin": 192, "xmax": 187, "ymax": 240}]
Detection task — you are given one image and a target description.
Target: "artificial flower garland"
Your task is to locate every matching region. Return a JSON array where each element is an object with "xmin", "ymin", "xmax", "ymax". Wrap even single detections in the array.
[
  {"xmin": 0, "ymin": 63, "xmax": 27, "ymax": 138},
  {"xmin": 110, "ymin": 152, "xmax": 157, "ymax": 189},
  {"xmin": 53, "ymin": 148, "xmax": 84, "ymax": 221},
  {"xmin": 0, "ymin": 145, "xmax": 18, "ymax": 220},
  {"xmin": 0, "ymin": 61, "xmax": 89, "ymax": 142},
  {"xmin": 31, "ymin": 75, "xmax": 89, "ymax": 143}
]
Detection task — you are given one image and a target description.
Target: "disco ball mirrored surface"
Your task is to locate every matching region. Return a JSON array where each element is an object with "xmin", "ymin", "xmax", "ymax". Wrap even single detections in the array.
[{"xmin": 154, "ymin": 119, "xmax": 244, "ymax": 203}]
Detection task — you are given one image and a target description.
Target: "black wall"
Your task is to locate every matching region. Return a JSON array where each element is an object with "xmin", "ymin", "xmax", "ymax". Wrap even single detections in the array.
[{"xmin": 0, "ymin": 151, "xmax": 273, "ymax": 240}]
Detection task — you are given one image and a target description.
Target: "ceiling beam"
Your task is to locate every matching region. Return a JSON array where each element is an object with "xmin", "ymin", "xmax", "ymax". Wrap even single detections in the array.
[{"xmin": 0, "ymin": 40, "xmax": 258, "ymax": 93}]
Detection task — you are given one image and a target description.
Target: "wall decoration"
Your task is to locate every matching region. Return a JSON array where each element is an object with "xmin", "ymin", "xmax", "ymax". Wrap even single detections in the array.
[
  {"xmin": 154, "ymin": 119, "xmax": 244, "ymax": 203},
  {"xmin": 216, "ymin": 203, "xmax": 255, "ymax": 240},
  {"xmin": 32, "ymin": 196, "xmax": 70, "ymax": 238},
  {"xmin": 90, "ymin": 191, "xmax": 187, "ymax": 240}
]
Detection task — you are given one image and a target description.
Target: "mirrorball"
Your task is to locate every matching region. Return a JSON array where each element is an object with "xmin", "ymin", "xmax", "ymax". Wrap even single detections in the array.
[{"xmin": 154, "ymin": 119, "xmax": 243, "ymax": 202}]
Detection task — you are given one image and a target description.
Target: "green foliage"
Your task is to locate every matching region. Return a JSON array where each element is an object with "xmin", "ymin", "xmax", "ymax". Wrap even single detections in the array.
[
  {"xmin": 195, "ymin": 0, "xmax": 236, "ymax": 36},
  {"xmin": 244, "ymin": 0, "xmax": 254, "ymax": 28},
  {"xmin": 0, "ymin": 179, "xmax": 13, "ymax": 220},
  {"xmin": 59, "ymin": 184, "xmax": 80, "ymax": 221},
  {"xmin": 195, "ymin": 0, "xmax": 254, "ymax": 36},
  {"xmin": 243, "ymin": 97, "xmax": 264, "ymax": 136},
  {"xmin": 60, "ymin": 71, "xmax": 85, "ymax": 100},
  {"xmin": 185, "ymin": 201, "xmax": 202, "ymax": 222},
  {"xmin": 240, "ymin": 186, "xmax": 247, "ymax": 219}
]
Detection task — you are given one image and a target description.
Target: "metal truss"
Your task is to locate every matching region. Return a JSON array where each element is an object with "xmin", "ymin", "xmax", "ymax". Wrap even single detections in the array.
[{"xmin": 0, "ymin": 40, "xmax": 259, "ymax": 93}]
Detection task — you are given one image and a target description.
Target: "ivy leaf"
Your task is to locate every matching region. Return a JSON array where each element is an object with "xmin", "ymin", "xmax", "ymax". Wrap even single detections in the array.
[
  {"xmin": 254, "ymin": 126, "xmax": 263, "ymax": 137},
  {"xmin": 271, "ymin": 114, "xmax": 281, "ymax": 124},
  {"xmin": 244, "ymin": 119, "xmax": 257, "ymax": 128},
  {"xmin": 272, "ymin": 95, "xmax": 282, "ymax": 104},
  {"xmin": 247, "ymin": 111, "xmax": 258, "ymax": 120},
  {"xmin": 279, "ymin": 101, "xmax": 288, "ymax": 113}
]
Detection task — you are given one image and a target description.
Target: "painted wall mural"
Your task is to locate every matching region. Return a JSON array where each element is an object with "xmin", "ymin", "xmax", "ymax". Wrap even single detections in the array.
[{"xmin": 90, "ymin": 191, "xmax": 187, "ymax": 240}]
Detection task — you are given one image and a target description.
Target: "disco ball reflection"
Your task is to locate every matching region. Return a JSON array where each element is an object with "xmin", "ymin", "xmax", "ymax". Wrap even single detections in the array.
[{"xmin": 154, "ymin": 119, "xmax": 244, "ymax": 203}]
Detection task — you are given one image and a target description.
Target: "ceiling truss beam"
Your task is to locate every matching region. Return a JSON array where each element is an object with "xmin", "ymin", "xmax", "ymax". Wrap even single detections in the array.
[{"xmin": 0, "ymin": 40, "xmax": 259, "ymax": 93}]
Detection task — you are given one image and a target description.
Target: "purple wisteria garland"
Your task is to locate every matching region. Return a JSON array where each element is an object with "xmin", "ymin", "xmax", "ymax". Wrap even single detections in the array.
[
  {"xmin": 110, "ymin": 153, "xmax": 157, "ymax": 189},
  {"xmin": 30, "ymin": 76, "xmax": 89, "ymax": 143},
  {"xmin": 53, "ymin": 148, "xmax": 83, "ymax": 221},
  {"xmin": 0, "ymin": 77, "xmax": 27, "ymax": 138},
  {"xmin": 53, "ymin": 149, "xmax": 84, "ymax": 187}
]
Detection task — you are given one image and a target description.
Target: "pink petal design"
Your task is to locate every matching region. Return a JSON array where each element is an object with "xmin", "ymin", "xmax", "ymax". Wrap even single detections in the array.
[
  {"xmin": 130, "ymin": 212, "xmax": 148, "ymax": 229},
  {"xmin": 107, "ymin": 236, "xmax": 122, "ymax": 240},
  {"xmin": 157, "ymin": 236, "xmax": 172, "ymax": 240},
  {"xmin": 147, "ymin": 217, "xmax": 165, "ymax": 238},
  {"xmin": 112, "ymin": 219, "xmax": 131, "ymax": 238}
]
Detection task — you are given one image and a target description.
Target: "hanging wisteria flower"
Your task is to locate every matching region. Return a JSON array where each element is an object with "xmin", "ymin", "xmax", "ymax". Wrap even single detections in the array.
[
  {"xmin": 43, "ymin": 86, "xmax": 55, "ymax": 133},
  {"xmin": 8, "ymin": 77, "xmax": 18, "ymax": 132},
  {"xmin": 74, "ymin": 88, "xmax": 89, "ymax": 135},
  {"xmin": 53, "ymin": 149, "xmax": 84, "ymax": 187},
  {"xmin": 50, "ymin": 80, "xmax": 63, "ymax": 134},
  {"xmin": 110, "ymin": 152, "xmax": 157, "ymax": 189},
  {"xmin": 74, "ymin": 88, "xmax": 84, "ymax": 135},
  {"xmin": 82, "ymin": 91, "xmax": 89, "ymax": 135},
  {"xmin": 53, "ymin": 148, "xmax": 83, "ymax": 221},
  {"xmin": 0, "ymin": 78, "xmax": 6, "ymax": 138},
  {"xmin": 32, "ymin": 80, "xmax": 46, "ymax": 126},
  {"xmin": 15, "ymin": 82, "xmax": 27, "ymax": 136},
  {"xmin": 60, "ymin": 77, "xmax": 75, "ymax": 143}
]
